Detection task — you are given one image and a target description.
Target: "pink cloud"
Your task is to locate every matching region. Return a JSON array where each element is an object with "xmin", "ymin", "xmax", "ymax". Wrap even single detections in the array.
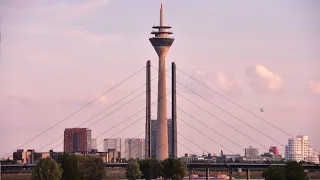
[
  {"xmin": 215, "ymin": 70, "xmax": 242, "ymax": 97},
  {"xmin": 184, "ymin": 70, "xmax": 242, "ymax": 97},
  {"xmin": 246, "ymin": 64, "xmax": 283, "ymax": 93},
  {"xmin": 308, "ymin": 81, "xmax": 320, "ymax": 95}
]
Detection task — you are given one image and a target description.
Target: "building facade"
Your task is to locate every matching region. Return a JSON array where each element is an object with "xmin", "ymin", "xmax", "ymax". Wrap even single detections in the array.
[
  {"xmin": 13, "ymin": 149, "xmax": 50, "ymax": 164},
  {"xmin": 103, "ymin": 138, "xmax": 126, "ymax": 157},
  {"xmin": 269, "ymin": 146, "xmax": 279, "ymax": 155},
  {"xmin": 260, "ymin": 152, "xmax": 282, "ymax": 162},
  {"xmin": 103, "ymin": 138, "xmax": 144, "ymax": 160},
  {"xmin": 64, "ymin": 128, "xmax": 92, "ymax": 153},
  {"xmin": 285, "ymin": 135, "xmax": 319, "ymax": 164},
  {"xmin": 151, "ymin": 119, "xmax": 174, "ymax": 158},
  {"xmin": 245, "ymin": 146, "xmax": 259, "ymax": 158},
  {"xmin": 126, "ymin": 138, "xmax": 145, "ymax": 159}
]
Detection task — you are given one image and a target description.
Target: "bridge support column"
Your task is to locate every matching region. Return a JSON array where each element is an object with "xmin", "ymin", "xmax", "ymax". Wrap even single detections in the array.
[
  {"xmin": 229, "ymin": 168, "xmax": 233, "ymax": 180},
  {"xmin": 188, "ymin": 168, "xmax": 192, "ymax": 180},
  {"xmin": 246, "ymin": 168, "xmax": 250, "ymax": 180},
  {"xmin": 205, "ymin": 168, "xmax": 209, "ymax": 180}
]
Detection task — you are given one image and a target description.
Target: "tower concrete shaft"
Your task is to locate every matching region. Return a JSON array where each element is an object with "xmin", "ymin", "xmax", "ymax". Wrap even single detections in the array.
[{"xmin": 149, "ymin": 0, "xmax": 174, "ymax": 160}]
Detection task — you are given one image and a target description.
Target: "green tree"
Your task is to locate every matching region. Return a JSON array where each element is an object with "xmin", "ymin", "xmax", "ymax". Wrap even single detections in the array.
[
  {"xmin": 262, "ymin": 166, "xmax": 285, "ymax": 180},
  {"xmin": 162, "ymin": 158, "xmax": 187, "ymax": 180},
  {"xmin": 263, "ymin": 161, "xmax": 309, "ymax": 180},
  {"xmin": 57, "ymin": 153, "xmax": 106, "ymax": 180},
  {"xmin": 126, "ymin": 159, "xmax": 142, "ymax": 180},
  {"xmin": 285, "ymin": 161, "xmax": 309, "ymax": 180},
  {"xmin": 81, "ymin": 155, "xmax": 106, "ymax": 180},
  {"xmin": 31, "ymin": 157, "xmax": 62, "ymax": 180},
  {"xmin": 57, "ymin": 153, "xmax": 83, "ymax": 180},
  {"xmin": 139, "ymin": 159, "xmax": 162, "ymax": 179}
]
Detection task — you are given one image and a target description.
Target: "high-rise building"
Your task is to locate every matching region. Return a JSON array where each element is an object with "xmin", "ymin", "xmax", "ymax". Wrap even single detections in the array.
[
  {"xmin": 269, "ymin": 146, "xmax": 279, "ymax": 155},
  {"xmin": 245, "ymin": 146, "xmax": 259, "ymax": 158},
  {"xmin": 151, "ymin": 119, "xmax": 174, "ymax": 158},
  {"xmin": 103, "ymin": 138, "xmax": 145, "ymax": 160},
  {"xmin": 285, "ymin": 135, "xmax": 319, "ymax": 164},
  {"xmin": 64, "ymin": 128, "xmax": 91, "ymax": 153},
  {"xmin": 103, "ymin": 138, "xmax": 126, "ymax": 158},
  {"xmin": 149, "ymin": 0, "xmax": 174, "ymax": 160},
  {"xmin": 126, "ymin": 138, "xmax": 145, "ymax": 159}
]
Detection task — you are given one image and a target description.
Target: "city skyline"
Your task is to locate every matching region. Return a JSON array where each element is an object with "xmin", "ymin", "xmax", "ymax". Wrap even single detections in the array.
[{"xmin": 0, "ymin": 0, "xmax": 319, "ymax": 157}]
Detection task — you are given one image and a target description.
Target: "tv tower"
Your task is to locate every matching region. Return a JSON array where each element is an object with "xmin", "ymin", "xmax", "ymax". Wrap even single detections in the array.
[{"xmin": 149, "ymin": 0, "xmax": 174, "ymax": 160}]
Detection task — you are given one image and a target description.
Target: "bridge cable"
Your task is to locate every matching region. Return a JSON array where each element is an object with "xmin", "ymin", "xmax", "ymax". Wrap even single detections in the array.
[
  {"xmin": 88, "ymin": 95, "xmax": 163, "ymax": 153},
  {"xmin": 117, "ymin": 112, "xmax": 200, "ymax": 159},
  {"xmin": 150, "ymin": 66, "xmax": 268, "ymax": 150},
  {"xmin": 47, "ymin": 91, "xmax": 146, "ymax": 151},
  {"xmin": 176, "ymin": 67, "xmax": 320, "ymax": 153},
  {"xmin": 151, "ymin": 90, "xmax": 265, "ymax": 160},
  {"xmin": 151, "ymin": 66, "xmax": 271, "ymax": 159},
  {"xmin": 1, "ymin": 66, "xmax": 146, "ymax": 158},
  {"xmin": 37, "ymin": 72, "xmax": 162, "ymax": 152}
]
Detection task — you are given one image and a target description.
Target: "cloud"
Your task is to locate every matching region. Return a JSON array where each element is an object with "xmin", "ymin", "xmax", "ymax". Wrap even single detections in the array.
[
  {"xmin": 246, "ymin": 65, "xmax": 283, "ymax": 93},
  {"xmin": 215, "ymin": 70, "xmax": 242, "ymax": 97},
  {"xmin": 195, "ymin": 70, "xmax": 206, "ymax": 75},
  {"xmin": 92, "ymin": 93, "xmax": 108, "ymax": 104},
  {"xmin": 0, "ymin": 94, "xmax": 39, "ymax": 106},
  {"xmin": 183, "ymin": 70, "xmax": 242, "ymax": 97},
  {"xmin": 104, "ymin": 78, "xmax": 116, "ymax": 85},
  {"xmin": 308, "ymin": 81, "xmax": 320, "ymax": 95}
]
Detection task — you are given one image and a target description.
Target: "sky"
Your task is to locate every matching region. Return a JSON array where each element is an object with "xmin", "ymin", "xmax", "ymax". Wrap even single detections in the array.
[{"xmin": 0, "ymin": 0, "xmax": 319, "ymax": 158}]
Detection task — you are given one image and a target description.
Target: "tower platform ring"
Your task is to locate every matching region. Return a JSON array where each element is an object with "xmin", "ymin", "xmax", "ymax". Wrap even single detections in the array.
[{"xmin": 149, "ymin": 37, "xmax": 174, "ymax": 47}]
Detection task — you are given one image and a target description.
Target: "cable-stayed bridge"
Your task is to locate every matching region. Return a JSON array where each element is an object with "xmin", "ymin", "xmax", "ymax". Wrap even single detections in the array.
[{"xmin": 1, "ymin": 62, "xmax": 320, "ymax": 180}]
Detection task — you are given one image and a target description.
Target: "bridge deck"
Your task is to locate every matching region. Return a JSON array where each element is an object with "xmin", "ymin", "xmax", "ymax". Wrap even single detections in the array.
[{"xmin": 1, "ymin": 163, "xmax": 320, "ymax": 170}]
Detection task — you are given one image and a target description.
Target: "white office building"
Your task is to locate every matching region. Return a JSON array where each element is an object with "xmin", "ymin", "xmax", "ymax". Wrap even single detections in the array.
[
  {"xmin": 285, "ymin": 135, "xmax": 319, "ymax": 164},
  {"xmin": 103, "ymin": 138, "xmax": 126, "ymax": 158},
  {"xmin": 103, "ymin": 138, "xmax": 144, "ymax": 160},
  {"xmin": 245, "ymin": 146, "xmax": 259, "ymax": 158},
  {"xmin": 125, "ymin": 138, "xmax": 145, "ymax": 159}
]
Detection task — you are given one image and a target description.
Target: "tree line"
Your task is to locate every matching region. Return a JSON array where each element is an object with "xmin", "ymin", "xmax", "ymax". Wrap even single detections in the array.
[
  {"xmin": 31, "ymin": 153, "xmax": 106, "ymax": 180},
  {"xmin": 30, "ymin": 154, "xmax": 311, "ymax": 180},
  {"xmin": 262, "ymin": 161, "xmax": 309, "ymax": 180},
  {"xmin": 125, "ymin": 158, "xmax": 187, "ymax": 180},
  {"xmin": 30, "ymin": 154, "xmax": 187, "ymax": 180}
]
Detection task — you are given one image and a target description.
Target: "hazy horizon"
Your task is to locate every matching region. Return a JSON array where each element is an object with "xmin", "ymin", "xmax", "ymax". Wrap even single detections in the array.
[{"xmin": 0, "ymin": 0, "xmax": 319, "ymax": 158}]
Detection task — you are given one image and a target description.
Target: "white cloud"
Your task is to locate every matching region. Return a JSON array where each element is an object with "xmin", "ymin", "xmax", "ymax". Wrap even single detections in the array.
[
  {"xmin": 215, "ymin": 70, "xmax": 242, "ymax": 96},
  {"xmin": 308, "ymin": 81, "xmax": 320, "ymax": 95},
  {"xmin": 104, "ymin": 78, "xmax": 116, "ymax": 85},
  {"xmin": 184, "ymin": 70, "xmax": 242, "ymax": 97},
  {"xmin": 195, "ymin": 70, "xmax": 206, "ymax": 75},
  {"xmin": 246, "ymin": 65, "xmax": 283, "ymax": 93}
]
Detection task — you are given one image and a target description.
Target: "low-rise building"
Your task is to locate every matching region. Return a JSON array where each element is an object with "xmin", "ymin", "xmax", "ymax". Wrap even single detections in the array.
[
  {"xmin": 182, "ymin": 153, "xmax": 216, "ymax": 163},
  {"xmin": 13, "ymin": 149, "xmax": 50, "ymax": 164},
  {"xmin": 260, "ymin": 152, "xmax": 283, "ymax": 162}
]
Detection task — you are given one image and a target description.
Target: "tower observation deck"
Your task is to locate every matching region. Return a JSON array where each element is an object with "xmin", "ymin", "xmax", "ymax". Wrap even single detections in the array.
[{"xmin": 149, "ymin": 0, "xmax": 174, "ymax": 160}]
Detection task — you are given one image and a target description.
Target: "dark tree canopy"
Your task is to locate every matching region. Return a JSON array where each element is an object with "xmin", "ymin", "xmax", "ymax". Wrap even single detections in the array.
[
  {"xmin": 126, "ymin": 159, "xmax": 142, "ymax": 180},
  {"xmin": 57, "ymin": 153, "xmax": 83, "ymax": 180},
  {"xmin": 263, "ymin": 161, "xmax": 309, "ymax": 180},
  {"xmin": 161, "ymin": 158, "xmax": 187, "ymax": 180},
  {"xmin": 56, "ymin": 153, "xmax": 106, "ymax": 180},
  {"xmin": 285, "ymin": 161, "xmax": 309, "ymax": 180},
  {"xmin": 262, "ymin": 166, "xmax": 286, "ymax": 180},
  {"xmin": 139, "ymin": 159, "xmax": 162, "ymax": 180},
  {"xmin": 81, "ymin": 156, "xmax": 106, "ymax": 180},
  {"xmin": 31, "ymin": 157, "xmax": 62, "ymax": 180}
]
